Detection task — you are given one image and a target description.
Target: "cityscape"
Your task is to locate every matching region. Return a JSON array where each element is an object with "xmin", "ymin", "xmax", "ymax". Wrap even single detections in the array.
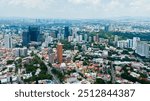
[
  {"xmin": 0, "ymin": 0, "xmax": 150, "ymax": 84},
  {"xmin": 0, "ymin": 18, "xmax": 150, "ymax": 84}
]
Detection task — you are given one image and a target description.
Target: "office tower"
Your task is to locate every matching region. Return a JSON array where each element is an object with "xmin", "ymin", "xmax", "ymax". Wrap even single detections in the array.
[
  {"xmin": 4, "ymin": 34, "xmax": 12, "ymax": 49},
  {"xmin": 48, "ymin": 48, "xmax": 55, "ymax": 64},
  {"xmin": 135, "ymin": 41, "xmax": 150, "ymax": 58},
  {"xmin": 133, "ymin": 37, "xmax": 140, "ymax": 50},
  {"xmin": 22, "ymin": 31, "xmax": 30, "ymax": 46},
  {"xmin": 57, "ymin": 43, "xmax": 63, "ymax": 64},
  {"xmin": 29, "ymin": 26, "xmax": 40, "ymax": 42},
  {"xmin": 64, "ymin": 26, "xmax": 70, "ymax": 38}
]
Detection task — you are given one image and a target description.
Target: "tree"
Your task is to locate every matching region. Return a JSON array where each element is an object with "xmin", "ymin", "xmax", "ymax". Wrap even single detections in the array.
[
  {"xmin": 31, "ymin": 51, "xmax": 34, "ymax": 56},
  {"xmin": 83, "ymin": 60, "xmax": 89, "ymax": 66},
  {"xmin": 7, "ymin": 60, "xmax": 14, "ymax": 65},
  {"xmin": 48, "ymin": 62, "xmax": 52, "ymax": 67},
  {"xmin": 122, "ymin": 50, "xmax": 129, "ymax": 55},
  {"xmin": 42, "ymin": 57, "xmax": 44, "ymax": 60},
  {"xmin": 51, "ymin": 68, "xmax": 64, "ymax": 82},
  {"xmin": 95, "ymin": 78, "xmax": 105, "ymax": 84}
]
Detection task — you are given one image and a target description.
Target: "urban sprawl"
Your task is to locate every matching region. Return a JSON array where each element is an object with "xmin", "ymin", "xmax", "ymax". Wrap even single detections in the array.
[{"xmin": 0, "ymin": 19, "xmax": 150, "ymax": 84}]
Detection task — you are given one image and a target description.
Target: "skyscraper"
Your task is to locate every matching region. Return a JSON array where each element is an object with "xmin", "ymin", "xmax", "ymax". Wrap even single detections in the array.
[
  {"xmin": 64, "ymin": 26, "xmax": 70, "ymax": 38},
  {"xmin": 57, "ymin": 43, "xmax": 63, "ymax": 64},
  {"xmin": 29, "ymin": 26, "xmax": 40, "ymax": 42},
  {"xmin": 22, "ymin": 31, "xmax": 30, "ymax": 46},
  {"xmin": 4, "ymin": 34, "xmax": 12, "ymax": 49}
]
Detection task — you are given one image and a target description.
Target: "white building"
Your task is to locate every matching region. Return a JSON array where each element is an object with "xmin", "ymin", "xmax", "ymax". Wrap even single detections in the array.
[
  {"xmin": 13, "ymin": 48, "xmax": 20, "ymax": 57},
  {"xmin": 44, "ymin": 36, "xmax": 53, "ymax": 47},
  {"xmin": 68, "ymin": 36, "xmax": 73, "ymax": 42},
  {"xmin": 89, "ymin": 36, "xmax": 92, "ymax": 42},
  {"xmin": 84, "ymin": 34, "xmax": 88, "ymax": 42},
  {"xmin": 79, "ymin": 35, "xmax": 83, "ymax": 42},
  {"xmin": 135, "ymin": 41, "xmax": 150, "ymax": 58},
  {"xmin": 48, "ymin": 48, "xmax": 55, "ymax": 64},
  {"xmin": 13, "ymin": 47, "xmax": 28, "ymax": 57},
  {"xmin": 133, "ymin": 37, "xmax": 140, "ymax": 50},
  {"xmin": 20, "ymin": 47, "xmax": 28, "ymax": 57},
  {"xmin": 4, "ymin": 34, "xmax": 12, "ymax": 49},
  {"xmin": 117, "ymin": 40, "xmax": 128, "ymax": 48},
  {"xmin": 114, "ymin": 35, "xmax": 118, "ymax": 42}
]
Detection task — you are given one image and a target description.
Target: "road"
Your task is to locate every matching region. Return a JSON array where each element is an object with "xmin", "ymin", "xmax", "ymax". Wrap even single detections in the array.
[
  {"xmin": 37, "ymin": 54, "xmax": 61, "ymax": 84},
  {"xmin": 43, "ymin": 61, "xmax": 61, "ymax": 84}
]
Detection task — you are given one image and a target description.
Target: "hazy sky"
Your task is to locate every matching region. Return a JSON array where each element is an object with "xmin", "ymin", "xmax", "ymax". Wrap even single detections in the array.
[{"xmin": 0, "ymin": 0, "xmax": 150, "ymax": 19}]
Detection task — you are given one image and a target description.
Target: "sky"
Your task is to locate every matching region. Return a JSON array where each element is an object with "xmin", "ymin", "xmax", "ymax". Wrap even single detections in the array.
[{"xmin": 0, "ymin": 0, "xmax": 150, "ymax": 19}]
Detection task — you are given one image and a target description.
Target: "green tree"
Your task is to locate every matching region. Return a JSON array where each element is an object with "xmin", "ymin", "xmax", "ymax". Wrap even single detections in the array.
[{"xmin": 7, "ymin": 60, "xmax": 14, "ymax": 65}]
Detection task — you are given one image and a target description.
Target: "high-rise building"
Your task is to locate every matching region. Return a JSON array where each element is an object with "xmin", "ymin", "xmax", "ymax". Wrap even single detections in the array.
[
  {"xmin": 48, "ymin": 48, "xmax": 55, "ymax": 64},
  {"xmin": 64, "ymin": 26, "xmax": 70, "ymax": 38},
  {"xmin": 72, "ymin": 28, "xmax": 78, "ymax": 38},
  {"xmin": 104, "ymin": 25, "xmax": 109, "ymax": 32},
  {"xmin": 13, "ymin": 47, "xmax": 28, "ymax": 57},
  {"xmin": 133, "ymin": 37, "xmax": 140, "ymax": 50},
  {"xmin": 84, "ymin": 34, "xmax": 88, "ymax": 42},
  {"xmin": 89, "ymin": 36, "xmax": 92, "ymax": 42},
  {"xmin": 117, "ymin": 40, "xmax": 128, "ymax": 48},
  {"xmin": 4, "ymin": 34, "xmax": 12, "ymax": 49},
  {"xmin": 13, "ymin": 48, "xmax": 20, "ymax": 57},
  {"xmin": 57, "ymin": 43, "xmax": 63, "ymax": 63},
  {"xmin": 29, "ymin": 26, "xmax": 40, "ymax": 42},
  {"xmin": 79, "ymin": 35, "xmax": 83, "ymax": 42},
  {"xmin": 96, "ymin": 34, "xmax": 99, "ymax": 42},
  {"xmin": 127, "ymin": 39, "xmax": 133, "ymax": 48},
  {"xmin": 44, "ymin": 36, "xmax": 53, "ymax": 47},
  {"xmin": 68, "ymin": 36, "xmax": 73, "ymax": 42},
  {"xmin": 20, "ymin": 47, "xmax": 28, "ymax": 57},
  {"xmin": 55, "ymin": 30, "xmax": 59, "ymax": 38},
  {"xmin": 114, "ymin": 35, "xmax": 118, "ymax": 42},
  {"xmin": 135, "ymin": 41, "xmax": 150, "ymax": 58},
  {"xmin": 22, "ymin": 31, "xmax": 30, "ymax": 46},
  {"xmin": 93, "ymin": 36, "xmax": 97, "ymax": 42}
]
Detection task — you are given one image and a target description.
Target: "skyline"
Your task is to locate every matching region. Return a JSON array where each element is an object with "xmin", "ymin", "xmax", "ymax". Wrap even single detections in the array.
[{"xmin": 0, "ymin": 0, "xmax": 150, "ymax": 19}]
